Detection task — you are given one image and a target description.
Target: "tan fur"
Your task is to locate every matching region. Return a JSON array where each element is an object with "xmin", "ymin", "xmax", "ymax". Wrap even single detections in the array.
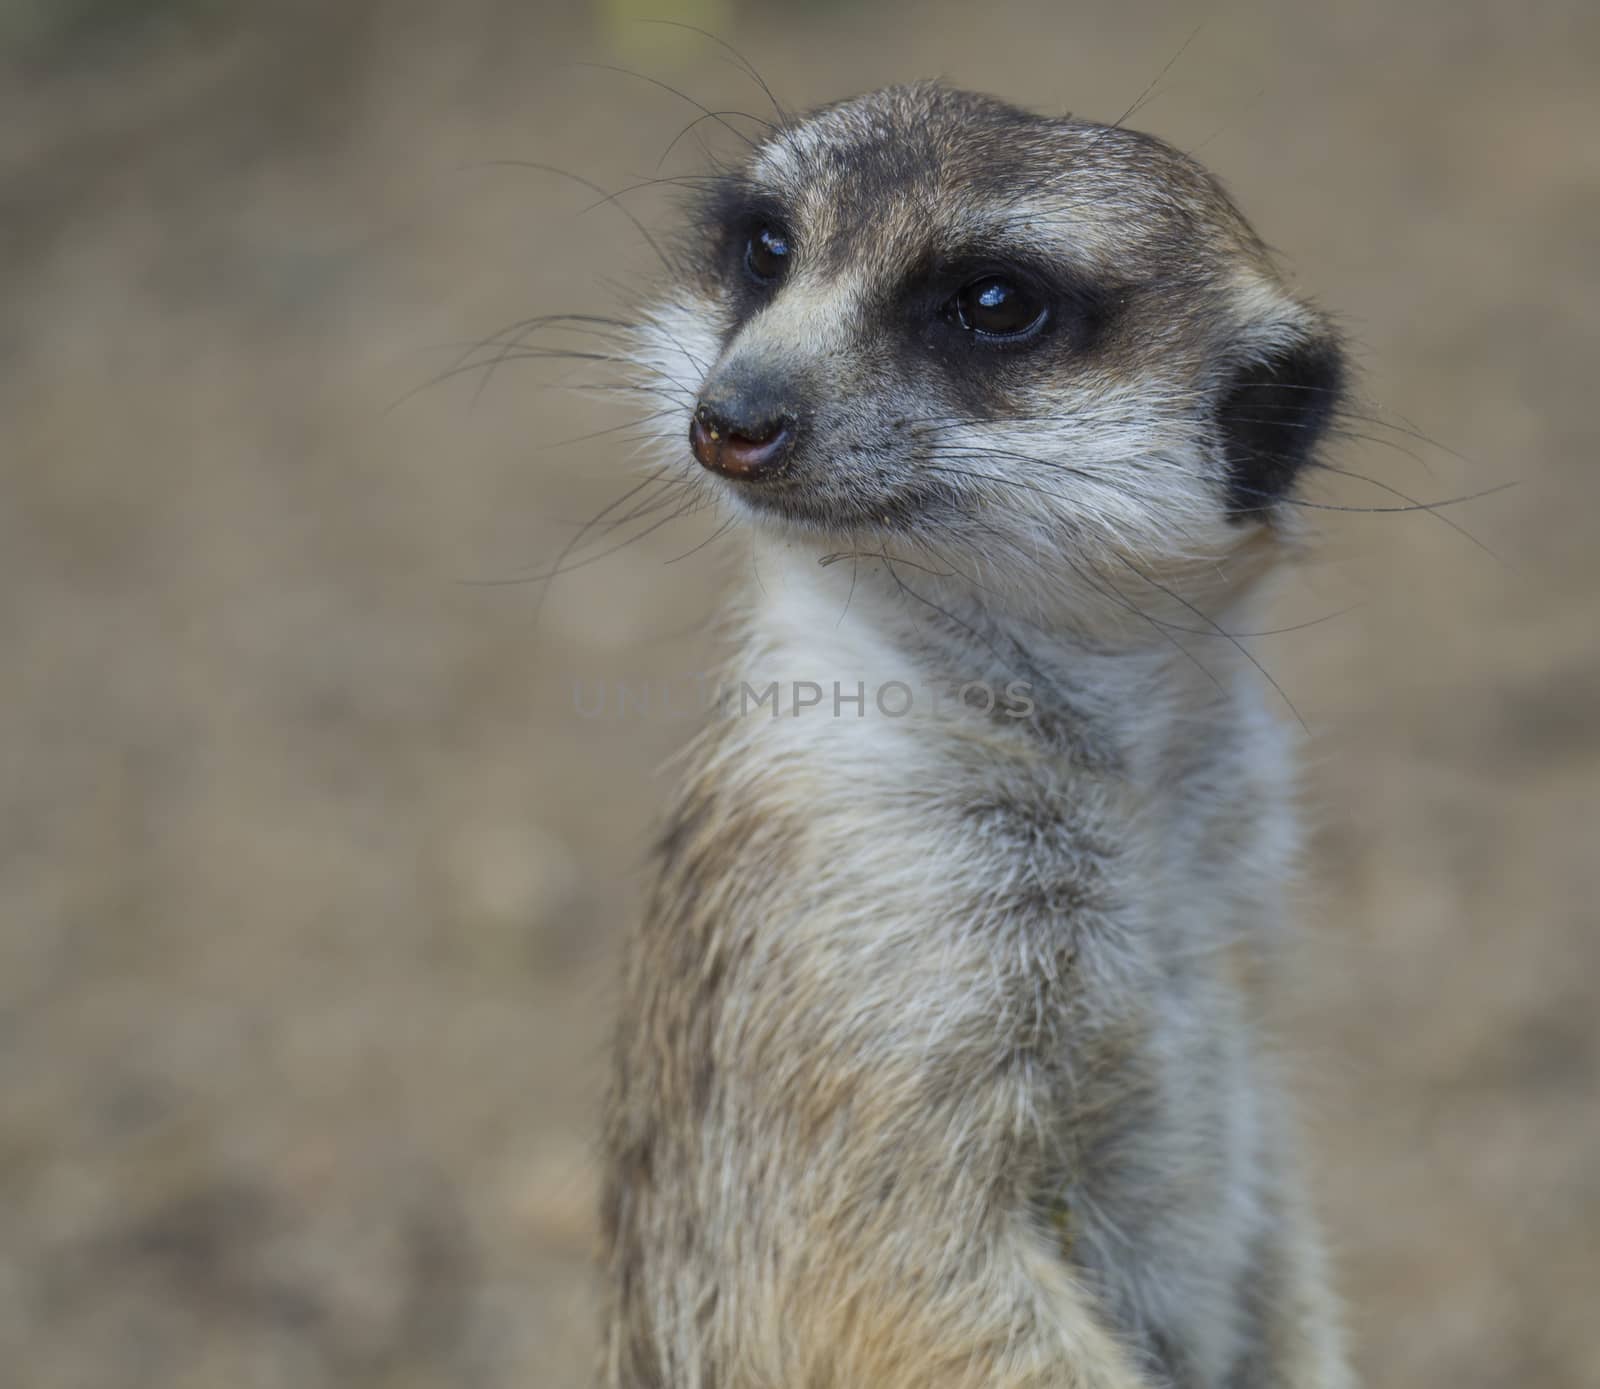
[{"xmin": 597, "ymin": 83, "xmax": 1355, "ymax": 1388}]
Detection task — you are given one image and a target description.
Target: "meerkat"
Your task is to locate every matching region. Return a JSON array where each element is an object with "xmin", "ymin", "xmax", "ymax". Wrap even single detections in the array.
[{"xmin": 595, "ymin": 82, "xmax": 1354, "ymax": 1389}]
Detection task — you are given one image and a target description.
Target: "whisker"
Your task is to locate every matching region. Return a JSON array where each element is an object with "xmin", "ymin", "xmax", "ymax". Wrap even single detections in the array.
[
  {"xmin": 575, "ymin": 62, "xmax": 774, "ymax": 146},
  {"xmin": 636, "ymin": 20, "xmax": 788, "ymax": 122},
  {"xmin": 466, "ymin": 160, "xmax": 669, "ymax": 269},
  {"xmin": 467, "ymin": 493, "xmax": 705, "ymax": 590},
  {"xmin": 576, "ymin": 173, "xmax": 723, "ymax": 214},
  {"xmin": 656, "ymin": 113, "xmax": 767, "ymax": 172},
  {"xmin": 388, "ymin": 348, "xmax": 686, "ymax": 413},
  {"xmin": 1074, "ymin": 554, "xmax": 1228, "ymax": 696},
  {"xmin": 1113, "ymin": 19, "xmax": 1208, "ymax": 128},
  {"xmin": 1118, "ymin": 555, "xmax": 1308, "ymax": 733},
  {"xmin": 836, "ymin": 552, "xmax": 861, "ymax": 629},
  {"xmin": 545, "ymin": 407, "xmax": 685, "ymax": 451},
  {"xmin": 880, "ymin": 553, "xmax": 1019, "ymax": 675},
  {"xmin": 1312, "ymin": 462, "xmax": 1512, "ymax": 566},
  {"xmin": 448, "ymin": 315, "xmax": 633, "ymax": 374},
  {"xmin": 911, "ymin": 464, "xmax": 1363, "ymax": 637},
  {"xmin": 665, "ymin": 513, "xmax": 741, "ymax": 565},
  {"xmin": 587, "ymin": 478, "xmax": 701, "ymax": 541}
]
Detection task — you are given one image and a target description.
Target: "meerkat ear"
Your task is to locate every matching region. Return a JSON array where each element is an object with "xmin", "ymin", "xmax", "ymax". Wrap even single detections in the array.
[{"xmin": 1216, "ymin": 325, "xmax": 1345, "ymax": 520}]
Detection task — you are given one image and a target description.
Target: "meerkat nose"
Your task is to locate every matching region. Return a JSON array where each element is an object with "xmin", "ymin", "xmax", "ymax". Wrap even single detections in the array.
[{"xmin": 689, "ymin": 399, "xmax": 798, "ymax": 480}]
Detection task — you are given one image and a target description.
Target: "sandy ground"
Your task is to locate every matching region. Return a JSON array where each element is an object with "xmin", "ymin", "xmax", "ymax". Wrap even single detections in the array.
[{"xmin": 1, "ymin": 2, "xmax": 1596, "ymax": 1385}]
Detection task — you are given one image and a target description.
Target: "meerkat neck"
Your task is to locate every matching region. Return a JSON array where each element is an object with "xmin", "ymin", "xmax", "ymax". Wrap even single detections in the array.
[{"xmin": 731, "ymin": 537, "xmax": 1281, "ymax": 768}]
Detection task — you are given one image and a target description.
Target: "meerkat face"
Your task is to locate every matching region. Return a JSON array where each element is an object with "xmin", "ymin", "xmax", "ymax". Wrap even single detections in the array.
[{"xmin": 636, "ymin": 82, "xmax": 1343, "ymax": 607}]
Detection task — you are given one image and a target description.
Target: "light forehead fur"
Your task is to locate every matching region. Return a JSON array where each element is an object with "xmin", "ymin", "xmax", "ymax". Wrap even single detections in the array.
[{"xmin": 750, "ymin": 81, "xmax": 1271, "ymax": 279}]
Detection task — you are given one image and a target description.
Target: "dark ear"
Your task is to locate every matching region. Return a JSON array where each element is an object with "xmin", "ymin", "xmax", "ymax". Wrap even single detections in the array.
[{"xmin": 1217, "ymin": 333, "xmax": 1345, "ymax": 521}]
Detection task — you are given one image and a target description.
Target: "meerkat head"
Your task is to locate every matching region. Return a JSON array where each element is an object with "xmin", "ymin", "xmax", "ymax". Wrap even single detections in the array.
[{"xmin": 635, "ymin": 81, "xmax": 1344, "ymax": 627}]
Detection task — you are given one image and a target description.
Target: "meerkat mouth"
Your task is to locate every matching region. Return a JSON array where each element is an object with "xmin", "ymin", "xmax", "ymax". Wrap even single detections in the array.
[{"xmin": 696, "ymin": 446, "xmax": 960, "ymax": 538}]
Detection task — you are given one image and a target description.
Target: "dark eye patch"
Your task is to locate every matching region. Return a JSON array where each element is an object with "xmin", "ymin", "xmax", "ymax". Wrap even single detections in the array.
[
  {"xmin": 872, "ymin": 250, "xmax": 1128, "ymax": 422},
  {"xmin": 906, "ymin": 249, "xmax": 1120, "ymax": 360},
  {"xmin": 693, "ymin": 177, "xmax": 797, "ymax": 326}
]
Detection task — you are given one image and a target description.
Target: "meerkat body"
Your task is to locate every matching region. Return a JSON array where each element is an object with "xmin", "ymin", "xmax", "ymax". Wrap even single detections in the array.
[{"xmin": 598, "ymin": 84, "xmax": 1353, "ymax": 1388}]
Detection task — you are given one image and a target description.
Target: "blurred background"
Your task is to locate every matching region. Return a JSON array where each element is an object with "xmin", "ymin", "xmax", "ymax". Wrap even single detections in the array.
[{"xmin": 2, "ymin": 1, "xmax": 1596, "ymax": 1385}]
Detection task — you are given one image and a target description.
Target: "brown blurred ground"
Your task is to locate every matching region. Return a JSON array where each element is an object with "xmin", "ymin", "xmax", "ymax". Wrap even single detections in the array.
[{"xmin": 1, "ymin": 2, "xmax": 1596, "ymax": 1385}]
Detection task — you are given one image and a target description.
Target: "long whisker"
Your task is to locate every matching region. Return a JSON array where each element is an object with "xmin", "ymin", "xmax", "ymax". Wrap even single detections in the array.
[
  {"xmin": 879, "ymin": 553, "xmax": 1019, "ymax": 675},
  {"xmin": 1118, "ymin": 555, "xmax": 1309, "ymax": 733},
  {"xmin": 913, "ymin": 464, "xmax": 1361, "ymax": 637},
  {"xmin": 574, "ymin": 62, "xmax": 774, "ymax": 144},
  {"xmin": 1310, "ymin": 463, "xmax": 1512, "ymax": 564},
  {"xmin": 468, "ymin": 493, "xmax": 706, "ymax": 590},
  {"xmin": 387, "ymin": 348, "xmax": 692, "ymax": 413},
  {"xmin": 665, "ymin": 513, "xmax": 741, "ymax": 565},
  {"xmin": 656, "ymin": 113, "xmax": 766, "ymax": 172},
  {"xmin": 447, "ymin": 314, "xmax": 633, "ymax": 377},
  {"xmin": 637, "ymin": 20, "xmax": 788, "ymax": 122},
  {"xmin": 1113, "ymin": 19, "xmax": 1208, "ymax": 127},
  {"xmin": 1070, "ymin": 554, "xmax": 1227, "ymax": 696},
  {"xmin": 576, "ymin": 173, "xmax": 723, "ymax": 213},
  {"xmin": 466, "ymin": 160, "xmax": 669, "ymax": 269}
]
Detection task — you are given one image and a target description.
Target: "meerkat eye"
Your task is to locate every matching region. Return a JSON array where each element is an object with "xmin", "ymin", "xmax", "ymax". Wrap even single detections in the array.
[
  {"xmin": 950, "ymin": 275, "xmax": 1047, "ymax": 339},
  {"xmin": 744, "ymin": 226, "xmax": 791, "ymax": 284}
]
